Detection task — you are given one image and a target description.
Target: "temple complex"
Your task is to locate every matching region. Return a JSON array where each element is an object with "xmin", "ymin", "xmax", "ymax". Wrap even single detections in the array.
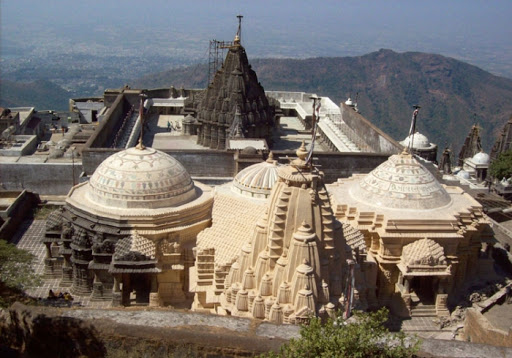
[
  {"xmin": 327, "ymin": 150, "xmax": 495, "ymax": 317},
  {"xmin": 27, "ymin": 18, "xmax": 507, "ymax": 330},
  {"xmin": 43, "ymin": 144, "xmax": 213, "ymax": 306}
]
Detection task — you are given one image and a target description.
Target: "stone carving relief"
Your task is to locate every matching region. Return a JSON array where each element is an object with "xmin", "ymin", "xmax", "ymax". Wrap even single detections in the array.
[
  {"xmin": 160, "ymin": 238, "xmax": 181, "ymax": 255},
  {"xmin": 72, "ymin": 230, "xmax": 92, "ymax": 248}
]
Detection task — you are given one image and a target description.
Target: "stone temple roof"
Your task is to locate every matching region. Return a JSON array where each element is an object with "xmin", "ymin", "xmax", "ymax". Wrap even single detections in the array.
[
  {"xmin": 401, "ymin": 238, "xmax": 447, "ymax": 267},
  {"xmin": 195, "ymin": 40, "xmax": 275, "ymax": 149},
  {"xmin": 232, "ymin": 154, "xmax": 280, "ymax": 198},
  {"xmin": 88, "ymin": 147, "xmax": 196, "ymax": 209},
  {"xmin": 114, "ymin": 231, "xmax": 156, "ymax": 262},
  {"xmin": 350, "ymin": 152, "xmax": 452, "ymax": 210}
]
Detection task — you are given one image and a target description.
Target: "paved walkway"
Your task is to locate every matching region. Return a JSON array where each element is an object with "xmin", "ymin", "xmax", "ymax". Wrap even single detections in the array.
[{"xmin": 13, "ymin": 219, "xmax": 110, "ymax": 308}]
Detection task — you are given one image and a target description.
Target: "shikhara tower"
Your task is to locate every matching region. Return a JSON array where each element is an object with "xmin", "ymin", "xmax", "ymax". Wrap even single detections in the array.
[
  {"xmin": 195, "ymin": 27, "xmax": 276, "ymax": 150},
  {"xmin": 194, "ymin": 142, "xmax": 359, "ymax": 323}
]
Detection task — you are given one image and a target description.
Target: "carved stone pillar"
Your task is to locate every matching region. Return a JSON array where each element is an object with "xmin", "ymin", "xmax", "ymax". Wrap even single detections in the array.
[
  {"xmin": 122, "ymin": 274, "xmax": 131, "ymax": 306},
  {"xmin": 203, "ymin": 124, "xmax": 211, "ymax": 147},
  {"xmin": 209, "ymin": 124, "xmax": 218, "ymax": 149},
  {"xmin": 149, "ymin": 275, "xmax": 160, "ymax": 307},
  {"xmin": 378, "ymin": 264, "xmax": 395, "ymax": 306},
  {"xmin": 404, "ymin": 276, "xmax": 411, "ymax": 293},
  {"xmin": 111, "ymin": 275, "xmax": 122, "ymax": 307}
]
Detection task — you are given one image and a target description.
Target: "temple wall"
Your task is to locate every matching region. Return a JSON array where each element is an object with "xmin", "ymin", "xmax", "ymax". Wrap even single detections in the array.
[
  {"xmin": 0, "ymin": 162, "xmax": 81, "ymax": 195},
  {"xmin": 1, "ymin": 151, "xmax": 390, "ymax": 196},
  {"xmin": 464, "ymin": 308, "xmax": 512, "ymax": 348},
  {"xmin": 81, "ymin": 150, "xmax": 390, "ymax": 185},
  {"xmin": 339, "ymin": 103, "xmax": 401, "ymax": 154},
  {"xmin": 85, "ymin": 94, "xmax": 133, "ymax": 148}
]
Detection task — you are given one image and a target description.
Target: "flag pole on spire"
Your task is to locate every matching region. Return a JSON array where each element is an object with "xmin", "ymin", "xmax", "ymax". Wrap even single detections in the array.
[
  {"xmin": 306, "ymin": 95, "xmax": 321, "ymax": 166},
  {"xmin": 136, "ymin": 92, "xmax": 147, "ymax": 150},
  {"xmin": 407, "ymin": 105, "xmax": 421, "ymax": 153}
]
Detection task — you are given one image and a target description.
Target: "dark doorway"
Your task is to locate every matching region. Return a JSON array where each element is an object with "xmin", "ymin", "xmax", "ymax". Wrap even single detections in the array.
[{"xmin": 410, "ymin": 276, "xmax": 436, "ymax": 305}]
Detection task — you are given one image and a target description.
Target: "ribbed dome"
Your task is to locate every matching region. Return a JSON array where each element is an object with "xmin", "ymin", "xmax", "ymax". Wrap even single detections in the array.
[
  {"xmin": 232, "ymin": 154, "xmax": 279, "ymax": 198},
  {"xmin": 88, "ymin": 147, "xmax": 196, "ymax": 209},
  {"xmin": 350, "ymin": 152, "xmax": 452, "ymax": 210},
  {"xmin": 400, "ymin": 132, "xmax": 431, "ymax": 149}
]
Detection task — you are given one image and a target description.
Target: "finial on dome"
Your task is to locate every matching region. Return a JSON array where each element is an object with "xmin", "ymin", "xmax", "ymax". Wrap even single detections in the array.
[
  {"xmin": 266, "ymin": 151, "xmax": 274, "ymax": 163},
  {"xmin": 296, "ymin": 140, "xmax": 308, "ymax": 160},
  {"xmin": 234, "ymin": 14, "xmax": 243, "ymax": 45},
  {"xmin": 136, "ymin": 93, "xmax": 148, "ymax": 150}
]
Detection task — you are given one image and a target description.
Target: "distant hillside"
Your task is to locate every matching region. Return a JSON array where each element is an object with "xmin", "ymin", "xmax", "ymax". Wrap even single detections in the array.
[
  {"xmin": 134, "ymin": 49, "xmax": 512, "ymax": 152},
  {"xmin": 0, "ymin": 79, "xmax": 70, "ymax": 111}
]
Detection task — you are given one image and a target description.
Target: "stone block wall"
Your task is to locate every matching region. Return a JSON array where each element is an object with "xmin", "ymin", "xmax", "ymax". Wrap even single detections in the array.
[
  {"xmin": 340, "ymin": 103, "xmax": 402, "ymax": 154},
  {"xmin": 464, "ymin": 308, "xmax": 512, "ymax": 347},
  {"xmin": 0, "ymin": 162, "xmax": 81, "ymax": 195}
]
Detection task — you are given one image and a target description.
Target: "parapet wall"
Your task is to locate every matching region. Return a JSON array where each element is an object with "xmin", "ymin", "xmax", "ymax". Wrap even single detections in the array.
[
  {"xmin": 0, "ymin": 162, "xmax": 80, "ymax": 196},
  {"xmin": 340, "ymin": 103, "xmax": 402, "ymax": 154},
  {"xmin": 82, "ymin": 148, "xmax": 390, "ymax": 184}
]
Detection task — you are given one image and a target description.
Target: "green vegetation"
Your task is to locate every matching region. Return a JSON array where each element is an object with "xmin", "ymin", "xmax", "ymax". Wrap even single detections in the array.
[
  {"xmin": 261, "ymin": 308, "xmax": 420, "ymax": 358},
  {"xmin": 0, "ymin": 240, "xmax": 41, "ymax": 307},
  {"xmin": 33, "ymin": 205, "xmax": 61, "ymax": 220},
  {"xmin": 490, "ymin": 149, "xmax": 512, "ymax": 180}
]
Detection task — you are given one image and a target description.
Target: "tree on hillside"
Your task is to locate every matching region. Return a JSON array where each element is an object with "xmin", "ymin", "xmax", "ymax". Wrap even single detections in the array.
[
  {"xmin": 261, "ymin": 308, "xmax": 420, "ymax": 358},
  {"xmin": 490, "ymin": 149, "xmax": 512, "ymax": 180},
  {"xmin": 0, "ymin": 240, "xmax": 41, "ymax": 306}
]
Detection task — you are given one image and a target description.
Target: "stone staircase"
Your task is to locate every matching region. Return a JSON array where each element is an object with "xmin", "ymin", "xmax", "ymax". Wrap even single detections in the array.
[
  {"xmin": 318, "ymin": 116, "xmax": 360, "ymax": 152},
  {"xmin": 117, "ymin": 111, "xmax": 139, "ymax": 148},
  {"xmin": 411, "ymin": 303, "xmax": 437, "ymax": 317}
]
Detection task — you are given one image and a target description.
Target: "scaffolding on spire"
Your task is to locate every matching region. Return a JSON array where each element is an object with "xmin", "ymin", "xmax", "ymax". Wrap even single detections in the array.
[{"xmin": 207, "ymin": 15, "xmax": 244, "ymax": 85}]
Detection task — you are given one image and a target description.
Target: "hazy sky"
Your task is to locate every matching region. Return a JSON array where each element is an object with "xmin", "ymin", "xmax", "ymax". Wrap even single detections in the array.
[{"xmin": 2, "ymin": 0, "xmax": 512, "ymax": 75}]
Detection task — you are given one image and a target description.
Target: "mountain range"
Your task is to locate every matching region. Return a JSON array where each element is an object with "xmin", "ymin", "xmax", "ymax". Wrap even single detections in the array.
[
  {"xmin": 0, "ymin": 79, "xmax": 71, "ymax": 111},
  {"xmin": 3, "ymin": 49, "xmax": 512, "ymax": 153},
  {"xmin": 134, "ymin": 49, "xmax": 512, "ymax": 152}
]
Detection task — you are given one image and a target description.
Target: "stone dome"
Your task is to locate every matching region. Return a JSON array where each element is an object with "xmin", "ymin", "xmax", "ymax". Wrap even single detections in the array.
[
  {"xmin": 241, "ymin": 146, "xmax": 258, "ymax": 155},
  {"xmin": 350, "ymin": 152, "xmax": 452, "ymax": 210},
  {"xmin": 232, "ymin": 153, "xmax": 280, "ymax": 198},
  {"xmin": 471, "ymin": 151, "xmax": 490, "ymax": 165},
  {"xmin": 88, "ymin": 147, "xmax": 196, "ymax": 209},
  {"xmin": 457, "ymin": 170, "xmax": 471, "ymax": 179},
  {"xmin": 400, "ymin": 132, "xmax": 431, "ymax": 149}
]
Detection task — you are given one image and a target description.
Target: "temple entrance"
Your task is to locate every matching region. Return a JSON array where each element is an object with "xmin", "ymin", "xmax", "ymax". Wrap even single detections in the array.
[
  {"xmin": 121, "ymin": 273, "xmax": 151, "ymax": 306},
  {"xmin": 410, "ymin": 276, "xmax": 436, "ymax": 305}
]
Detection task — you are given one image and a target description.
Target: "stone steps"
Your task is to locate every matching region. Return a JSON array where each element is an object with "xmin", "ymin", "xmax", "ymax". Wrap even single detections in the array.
[{"xmin": 411, "ymin": 304, "xmax": 437, "ymax": 317}]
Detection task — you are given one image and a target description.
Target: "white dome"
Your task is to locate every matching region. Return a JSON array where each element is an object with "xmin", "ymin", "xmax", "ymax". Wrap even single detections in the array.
[
  {"xmin": 457, "ymin": 170, "xmax": 471, "ymax": 179},
  {"xmin": 88, "ymin": 147, "xmax": 196, "ymax": 209},
  {"xmin": 350, "ymin": 152, "xmax": 452, "ymax": 210},
  {"xmin": 345, "ymin": 98, "xmax": 353, "ymax": 106},
  {"xmin": 400, "ymin": 132, "xmax": 431, "ymax": 149},
  {"xmin": 471, "ymin": 152, "xmax": 490, "ymax": 165},
  {"xmin": 232, "ymin": 154, "xmax": 280, "ymax": 198}
]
